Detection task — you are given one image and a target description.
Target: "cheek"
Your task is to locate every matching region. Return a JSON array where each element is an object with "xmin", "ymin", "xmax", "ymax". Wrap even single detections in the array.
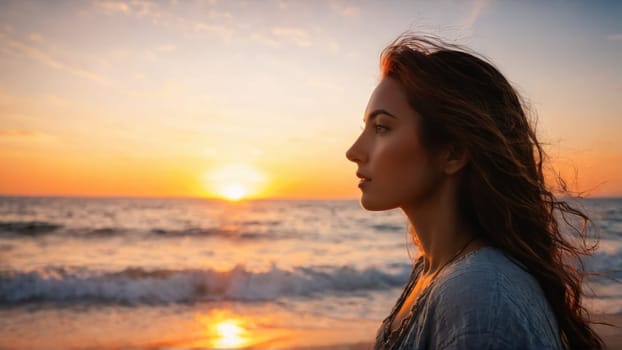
[
  {"xmin": 378, "ymin": 137, "xmax": 428, "ymax": 177},
  {"xmin": 376, "ymin": 137, "xmax": 439, "ymax": 195}
]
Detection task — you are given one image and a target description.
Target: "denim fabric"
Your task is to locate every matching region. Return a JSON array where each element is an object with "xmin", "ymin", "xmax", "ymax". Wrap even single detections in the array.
[{"xmin": 375, "ymin": 247, "xmax": 561, "ymax": 350}]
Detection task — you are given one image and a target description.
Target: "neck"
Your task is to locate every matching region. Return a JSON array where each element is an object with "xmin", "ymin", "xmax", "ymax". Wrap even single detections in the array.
[{"xmin": 402, "ymin": 181, "xmax": 476, "ymax": 276}]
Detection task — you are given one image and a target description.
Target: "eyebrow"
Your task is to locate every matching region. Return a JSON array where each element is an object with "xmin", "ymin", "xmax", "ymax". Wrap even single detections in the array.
[{"xmin": 364, "ymin": 109, "xmax": 397, "ymax": 122}]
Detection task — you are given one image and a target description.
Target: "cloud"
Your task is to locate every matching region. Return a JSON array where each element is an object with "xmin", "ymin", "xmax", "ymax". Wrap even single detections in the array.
[
  {"xmin": 461, "ymin": 0, "xmax": 494, "ymax": 29},
  {"xmin": 95, "ymin": 0, "xmax": 234, "ymax": 41},
  {"xmin": 607, "ymin": 34, "xmax": 622, "ymax": 41},
  {"xmin": 327, "ymin": 41, "xmax": 340, "ymax": 53},
  {"xmin": 28, "ymin": 33, "xmax": 43, "ymax": 42},
  {"xmin": 191, "ymin": 21, "xmax": 232, "ymax": 39},
  {"xmin": 0, "ymin": 129, "xmax": 53, "ymax": 142},
  {"xmin": 208, "ymin": 10, "xmax": 232, "ymax": 20},
  {"xmin": 271, "ymin": 26, "xmax": 312, "ymax": 47},
  {"xmin": 0, "ymin": 33, "xmax": 107, "ymax": 84},
  {"xmin": 96, "ymin": 0, "xmax": 158, "ymax": 16},
  {"xmin": 131, "ymin": 0, "xmax": 159, "ymax": 17},
  {"xmin": 249, "ymin": 33, "xmax": 280, "ymax": 47},
  {"xmin": 156, "ymin": 44, "xmax": 176, "ymax": 53},
  {"xmin": 96, "ymin": 1, "xmax": 131, "ymax": 14},
  {"xmin": 330, "ymin": 1, "xmax": 360, "ymax": 17}
]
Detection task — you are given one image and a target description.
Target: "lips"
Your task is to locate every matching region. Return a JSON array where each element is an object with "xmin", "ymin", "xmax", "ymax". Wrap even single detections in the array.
[{"xmin": 356, "ymin": 172, "xmax": 371, "ymax": 187}]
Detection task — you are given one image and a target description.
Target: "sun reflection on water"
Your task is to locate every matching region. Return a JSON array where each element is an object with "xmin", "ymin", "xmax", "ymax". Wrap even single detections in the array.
[
  {"xmin": 191, "ymin": 307, "xmax": 377, "ymax": 349},
  {"xmin": 197, "ymin": 311, "xmax": 251, "ymax": 349},
  {"xmin": 213, "ymin": 319, "xmax": 247, "ymax": 348}
]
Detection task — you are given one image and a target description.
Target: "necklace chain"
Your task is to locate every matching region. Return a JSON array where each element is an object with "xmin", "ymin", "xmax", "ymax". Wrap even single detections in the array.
[
  {"xmin": 382, "ymin": 235, "xmax": 478, "ymax": 348},
  {"xmin": 424, "ymin": 235, "xmax": 477, "ymax": 281}
]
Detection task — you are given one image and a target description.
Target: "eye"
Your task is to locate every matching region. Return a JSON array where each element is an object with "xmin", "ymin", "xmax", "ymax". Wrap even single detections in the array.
[{"xmin": 374, "ymin": 123, "xmax": 390, "ymax": 134}]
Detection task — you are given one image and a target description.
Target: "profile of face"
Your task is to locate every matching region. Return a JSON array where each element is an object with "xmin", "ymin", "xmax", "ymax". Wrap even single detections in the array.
[{"xmin": 345, "ymin": 77, "xmax": 446, "ymax": 211}]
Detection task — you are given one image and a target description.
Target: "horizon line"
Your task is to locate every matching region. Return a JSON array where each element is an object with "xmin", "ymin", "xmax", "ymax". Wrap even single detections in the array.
[
  {"xmin": 0, "ymin": 193, "xmax": 361, "ymax": 201},
  {"xmin": 1, "ymin": 193, "xmax": 621, "ymax": 201}
]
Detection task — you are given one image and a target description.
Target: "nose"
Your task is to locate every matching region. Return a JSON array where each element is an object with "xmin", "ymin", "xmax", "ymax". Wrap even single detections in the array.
[{"xmin": 345, "ymin": 134, "xmax": 366, "ymax": 164}]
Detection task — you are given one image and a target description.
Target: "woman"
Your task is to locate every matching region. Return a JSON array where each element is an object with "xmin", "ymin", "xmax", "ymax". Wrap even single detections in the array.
[{"xmin": 345, "ymin": 34, "xmax": 603, "ymax": 349}]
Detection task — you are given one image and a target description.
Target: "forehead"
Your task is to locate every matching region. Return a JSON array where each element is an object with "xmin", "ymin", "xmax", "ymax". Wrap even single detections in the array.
[{"xmin": 365, "ymin": 77, "xmax": 415, "ymax": 119}]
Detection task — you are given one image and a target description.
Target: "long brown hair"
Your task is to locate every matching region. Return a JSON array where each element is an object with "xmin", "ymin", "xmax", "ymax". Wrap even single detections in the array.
[{"xmin": 381, "ymin": 33, "xmax": 603, "ymax": 349}]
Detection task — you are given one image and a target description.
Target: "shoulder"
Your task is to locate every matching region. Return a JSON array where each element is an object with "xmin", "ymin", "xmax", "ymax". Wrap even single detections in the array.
[
  {"xmin": 420, "ymin": 247, "xmax": 561, "ymax": 349},
  {"xmin": 433, "ymin": 247, "xmax": 536, "ymax": 306}
]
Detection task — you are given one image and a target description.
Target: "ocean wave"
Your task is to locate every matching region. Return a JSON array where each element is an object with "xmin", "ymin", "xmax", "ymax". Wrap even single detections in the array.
[
  {"xmin": 0, "ymin": 264, "xmax": 410, "ymax": 305},
  {"xmin": 148, "ymin": 226, "xmax": 289, "ymax": 240},
  {"xmin": 583, "ymin": 248, "xmax": 622, "ymax": 279},
  {"xmin": 84, "ymin": 227, "xmax": 125, "ymax": 237},
  {"xmin": 583, "ymin": 282, "xmax": 622, "ymax": 314},
  {"xmin": 0, "ymin": 221, "xmax": 277, "ymax": 240},
  {"xmin": 149, "ymin": 227, "xmax": 264, "ymax": 240},
  {"xmin": 371, "ymin": 224, "xmax": 404, "ymax": 232},
  {"xmin": 0, "ymin": 221, "xmax": 62, "ymax": 237}
]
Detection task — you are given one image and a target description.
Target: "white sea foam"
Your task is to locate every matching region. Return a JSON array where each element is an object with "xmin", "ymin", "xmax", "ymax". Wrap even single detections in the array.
[{"xmin": 0, "ymin": 264, "xmax": 410, "ymax": 304}]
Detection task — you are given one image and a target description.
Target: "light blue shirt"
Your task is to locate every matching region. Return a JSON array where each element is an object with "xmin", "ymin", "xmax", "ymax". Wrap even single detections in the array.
[{"xmin": 375, "ymin": 247, "xmax": 562, "ymax": 349}]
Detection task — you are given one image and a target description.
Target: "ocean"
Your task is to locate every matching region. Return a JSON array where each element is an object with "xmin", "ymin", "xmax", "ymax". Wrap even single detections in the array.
[{"xmin": 0, "ymin": 197, "xmax": 620, "ymax": 349}]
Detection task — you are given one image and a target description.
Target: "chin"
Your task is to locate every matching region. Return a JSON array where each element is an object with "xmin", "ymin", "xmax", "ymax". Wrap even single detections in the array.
[{"xmin": 359, "ymin": 196, "xmax": 398, "ymax": 211}]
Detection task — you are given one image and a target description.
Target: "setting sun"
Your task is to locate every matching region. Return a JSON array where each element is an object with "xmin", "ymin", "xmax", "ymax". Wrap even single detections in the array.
[
  {"xmin": 203, "ymin": 164, "xmax": 268, "ymax": 200},
  {"xmin": 220, "ymin": 182, "xmax": 247, "ymax": 201}
]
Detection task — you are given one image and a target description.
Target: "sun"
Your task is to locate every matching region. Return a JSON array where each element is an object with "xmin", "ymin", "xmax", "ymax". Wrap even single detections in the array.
[
  {"xmin": 220, "ymin": 182, "xmax": 247, "ymax": 201},
  {"xmin": 203, "ymin": 163, "xmax": 267, "ymax": 200}
]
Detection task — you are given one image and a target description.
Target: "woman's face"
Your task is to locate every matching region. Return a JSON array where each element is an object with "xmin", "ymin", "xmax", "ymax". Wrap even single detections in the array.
[{"xmin": 346, "ymin": 77, "xmax": 443, "ymax": 211}]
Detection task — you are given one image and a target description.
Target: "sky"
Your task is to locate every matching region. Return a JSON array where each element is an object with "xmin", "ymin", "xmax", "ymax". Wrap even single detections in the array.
[{"xmin": 0, "ymin": 0, "xmax": 620, "ymax": 199}]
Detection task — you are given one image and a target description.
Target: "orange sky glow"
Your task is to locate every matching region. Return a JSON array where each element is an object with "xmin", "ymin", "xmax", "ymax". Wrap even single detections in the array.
[{"xmin": 1, "ymin": 1, "xmax": 621, "ymax": 199}]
